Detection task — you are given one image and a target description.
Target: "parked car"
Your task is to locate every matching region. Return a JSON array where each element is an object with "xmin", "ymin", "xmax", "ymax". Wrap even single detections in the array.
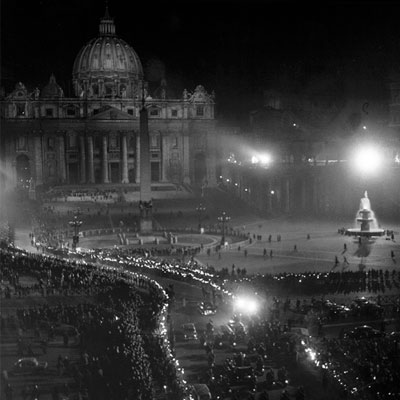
[
  {"xmin": 191, "ymin": 384, "xmax": 212, "ymax": 400},
  {"xmin": 228, "ymin": 320, "xmax": 247, "ymax": 337},
  {"xmin": 53, "ymin": 324, "xmax": 79, "ymax": 337},
  {"xmin": 351, "ymin": 298, "xmax": 384, "ymax": 318},
  {"xmin": 198, "ymin": 302, "xmax": 217, "ymax": 316},
  {"xmin": 182, "ymin": 323, "xmax": 198, "ymax": 341},
  {"xmin": 228, "ymin": 366, "xmax": 256, "ymax": 391},
  {"xmin": 9, "ymin": 357, "xmax": 48, "ymax": 376},
  {"xmin": 220, "ymin": 324, "xmax": 235, "ymax": 339},
  {"xmin": 344, "ymin": 325, "xmax": 384, "ymax": 340}
]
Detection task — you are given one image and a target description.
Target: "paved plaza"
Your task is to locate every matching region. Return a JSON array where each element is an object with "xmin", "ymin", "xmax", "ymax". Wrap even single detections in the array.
[{"xmin": 5, "ymin": 211, "xmax": 400, "ymax": 400}]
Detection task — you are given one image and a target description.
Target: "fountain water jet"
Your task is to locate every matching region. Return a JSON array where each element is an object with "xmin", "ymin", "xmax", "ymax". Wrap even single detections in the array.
[{"xmin": 346, "ymin": 191, "xmax": 385, "ymax": 238}]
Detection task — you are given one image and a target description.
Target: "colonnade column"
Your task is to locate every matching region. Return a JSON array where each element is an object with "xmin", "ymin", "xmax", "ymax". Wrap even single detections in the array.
[
  {"xmin": 102, "ymin": 135, "xmax": 109, "ymax": 183},
  {"xmin": 87, "ymin": 136, "xmax": 95, "ymax": 184},
  {"xmin": 135, "ymin": 134, "xmax": 140, "ymax": 183},
  {"xmin": 79, "ymin": 136, "xmax": 86, "ymax": 183},
  {"xmin": 121, "ymin": 133, "xmax": 129, "ymax": 183}
]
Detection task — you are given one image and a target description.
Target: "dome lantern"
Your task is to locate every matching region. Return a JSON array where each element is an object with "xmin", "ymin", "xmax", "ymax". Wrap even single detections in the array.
[{"xmin": 99, "ymin": 5, "xmax": 116, "ymax": 36}]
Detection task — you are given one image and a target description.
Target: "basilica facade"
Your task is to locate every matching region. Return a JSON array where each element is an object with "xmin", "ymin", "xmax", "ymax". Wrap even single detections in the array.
[{"xmin": 0, "ymin": 9, "xmax": 217, "ymax": 191}]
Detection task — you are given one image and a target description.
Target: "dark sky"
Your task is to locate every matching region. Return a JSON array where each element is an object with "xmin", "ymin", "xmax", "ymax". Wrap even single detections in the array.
[{"xmin": 2, "ymin": 0, "xmax": 400, "ymax": 118}]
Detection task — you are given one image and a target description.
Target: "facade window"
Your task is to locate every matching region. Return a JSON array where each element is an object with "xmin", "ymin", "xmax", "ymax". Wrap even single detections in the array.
[
  {"xmin": 151, "ymin": 134, "xmax": 160, "ymax": 149},
  {"xmin": 66, "ymin": 107, "xmax": 75, "ymax": 116},
  {"xmin": 16, "ymin": 103, "xmax": 25, "ymax": 116},
  {"xmin": 94, "ymin": 136, "xmax": 102, "ymax": 150},
  {"xmin": 48, "ymin": 163, "xmax": 55, "ymax": 177},
  {"xmin": 17, "ymin": 136, "xmax": 26, "ymax": 150},
  {"xmin": 196, "ymin": 106, "xmax": 204, "ymax": 116},
  {"xmin": 48, "ymin": 137, "xmax": 55, "ymax": 151},
  {"xmin": 127, "ymin": 108, "xmax": 134, "ymax": 115},
  {"xmin": 46, "ymin": 108, "xmax": 54, "ymax": 117},
  {"xmin": 109, "ymin": 135, "xmax": 118, "ymax": 149},
  {"xmin": 173, "ymin": 136, "xmax": 178, "ymax": 148},
  {"xmin": 171, "ymin": 109, "xmax": 178, "ymax": 117},
  {"xmin": 150, "ymin": 108, "xmax": 159, "ymax": 116},
  {"xmin": 69, "ymin": 135, "xmax": 77, "ymax": 149},
  {"xmin": 93, "ymin": 109, "xmax": 99, "ymax": 115}
]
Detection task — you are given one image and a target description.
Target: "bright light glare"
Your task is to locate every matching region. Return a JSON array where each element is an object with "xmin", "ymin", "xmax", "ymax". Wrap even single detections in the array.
[
  {"xmin": 234, "ymin": 296, "xmax": 259, "ymax": 314},
  {"xmin": 251, "ymin": 153, "xmax": 272, "ymax": 165},
  {"xmin": 259, "ymin": 154, "xmax": 272, "ymax": 164},
  {"xmin": 352, "ymin": 146, "xmax": 383, "ymax": 174}
]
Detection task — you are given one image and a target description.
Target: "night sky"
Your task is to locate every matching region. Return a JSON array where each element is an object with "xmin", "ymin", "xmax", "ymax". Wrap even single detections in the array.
[{"xmin": 2, "ymin": 0, "xmax": 400, "ymax": 119}]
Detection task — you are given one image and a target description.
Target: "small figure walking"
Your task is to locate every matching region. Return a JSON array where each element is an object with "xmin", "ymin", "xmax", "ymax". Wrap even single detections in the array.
[
  {"xmin": 343, "ymin": 256, "xmax": 349, "ymax": 265},
  {"xmin": 343, "ymin": 243, "xmax": 347, "ymax": 252},
  {"xmin": 307, "ymin": 234, "xmax": 310, "ymax": 240},
  {"xmin": 334, "ymin": 256, "xmax": 339, "ymax": 268},
  {"xmin": 270, "ymin": 249, "xmax": 273, "ymax": 258},
  {"xmin": 391, "ymin": 250, "xmax": 396, "ymax": 263},
  {"xmin": 294, "ymin": 245, "xmax": 297, "ymax": 252}
]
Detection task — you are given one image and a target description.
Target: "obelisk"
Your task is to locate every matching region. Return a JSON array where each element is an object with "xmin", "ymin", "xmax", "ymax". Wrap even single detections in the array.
[{"xmin": 138, "ymin": 86, "xmax": 153, "ymax": 233}]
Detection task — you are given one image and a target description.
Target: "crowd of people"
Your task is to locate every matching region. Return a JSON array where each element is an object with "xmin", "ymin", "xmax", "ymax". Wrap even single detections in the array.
[
  {"xmin": 0, "ymin": 247, "xmax": 190, "ymax": 400},
  {"xmin": 0, "ymin": 221, "xmax": 13, "ymax": 246},
  {"xmin": 310, "ymin": 330, "xmax": 400, "ymax": 399},
  {"xmin": 245, "ymin": 269, "xmax": 400, "ymax": 297},
  {"xmin": 41, "ymin": 189, "xmax": 123, "ymax": 203}
]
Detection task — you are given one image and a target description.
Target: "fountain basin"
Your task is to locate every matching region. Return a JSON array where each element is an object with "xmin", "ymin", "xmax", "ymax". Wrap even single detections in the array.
[{"xmin": 345, "ymin": 228, "xmax": 385, "ymax": 237}]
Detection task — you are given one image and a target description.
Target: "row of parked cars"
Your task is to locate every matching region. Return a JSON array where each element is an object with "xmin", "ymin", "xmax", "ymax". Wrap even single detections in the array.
[{"xmin": 310, "ymin": 297, "xmax": 385, "ymax": 321}]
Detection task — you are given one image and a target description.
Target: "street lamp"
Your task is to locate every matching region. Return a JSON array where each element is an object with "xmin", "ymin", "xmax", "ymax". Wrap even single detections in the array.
[
  {"xmin": 68, "ymin": 213, "xmax": 83, "ymax": 250},
  {"xmin": 196, "ymin": 203, "xmax": 206, "ymax": 232},
  {"xmin": 218, "ymin": 211, "xmax": 230, "ymax": 245}
]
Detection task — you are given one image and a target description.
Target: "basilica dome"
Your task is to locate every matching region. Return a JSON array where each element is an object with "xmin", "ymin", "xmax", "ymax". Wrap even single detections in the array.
[{"xmin": 72, "ymin": 7, "xmax": 143, "ymax": 99}]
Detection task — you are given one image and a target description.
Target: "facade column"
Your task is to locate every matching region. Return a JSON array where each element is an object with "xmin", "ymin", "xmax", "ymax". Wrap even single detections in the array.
[
  {"xmin": 102, "ymin": 134, "xmax": 109, "ymax": 183},
  {"xmin": 121, "ymin": 133, "xmax": 129, "ymax": 183},
  {"xmin": 79, "ymin": 135, "xmax": 86, "ymax": 183},
  {"xmin": 58, "ymin": 134, "xmax": 67, "ymax": 183},
  {"xmin": 183, "ymin": 134, "xmax": 190, "ymax": 184},
  {"xmin": 161, "ymin": 134, "xmax": 168, "ymax": 182},
  {"xmin": 34, "ymin": 135, "xmax": 43, "ymax": 185},
  {"xmin": 87, "ymin": 136, "xmax": 95, "ymax": 183},
  {"xmin": 135, "ymin": 134, "xmax": 140, "ymax": 183}
]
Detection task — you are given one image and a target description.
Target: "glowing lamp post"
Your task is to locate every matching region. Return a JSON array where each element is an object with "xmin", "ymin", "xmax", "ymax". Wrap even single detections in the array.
[
  {"xmin": 196, "ymin": 203, "xmax": 206, "ymax": 232},
  {"xmin": 69, "ymin": 214, "xmax": 83, "ymax": 250},
  {"xmin": 218, "ymin": 211, "xmax": 230, "ymax": 245},
  {"xmin": 351, "ymin": 145, "xmax": 383, "ymax": 176},
  {"xmin": 234, "ymin": 296, "xmax": 259, "ymax": 315}
]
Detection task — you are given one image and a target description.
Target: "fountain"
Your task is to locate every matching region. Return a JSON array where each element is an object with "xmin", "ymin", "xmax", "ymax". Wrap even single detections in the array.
[{"xmin": 346, "ymin": 191, "xmax": 385, "ymax": 238}]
